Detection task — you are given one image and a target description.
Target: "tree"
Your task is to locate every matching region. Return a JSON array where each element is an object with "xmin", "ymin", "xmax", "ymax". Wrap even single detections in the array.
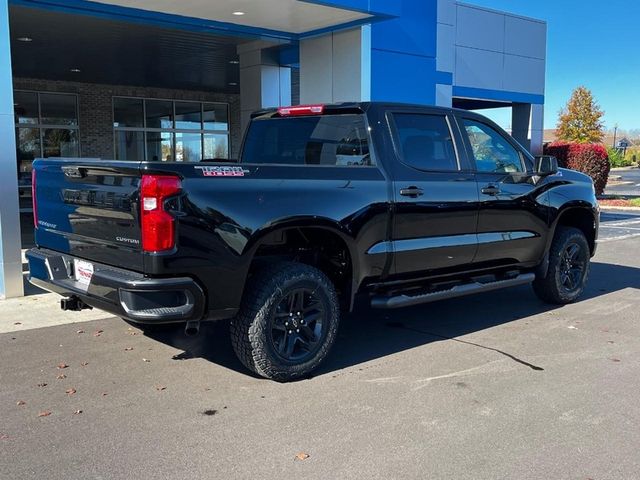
[{"xmin": 557, "ymin": 86, "xmax": 605, "ymax": 143}]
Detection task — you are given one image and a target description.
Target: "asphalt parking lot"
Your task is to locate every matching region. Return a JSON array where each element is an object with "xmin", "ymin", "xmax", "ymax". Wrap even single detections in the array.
[{"xmin": 2, "ymin": 210, "xmax": 640, "ymax": 480}]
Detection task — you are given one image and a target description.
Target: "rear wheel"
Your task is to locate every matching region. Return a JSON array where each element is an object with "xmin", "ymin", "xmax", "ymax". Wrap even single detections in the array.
[
  {"xmin": 230, "ymin": 262, "xmax": 340, "ymax": 382},
  {"xmin": 533, "ymin": 226, "xmax": 591, "ymax": 304}
]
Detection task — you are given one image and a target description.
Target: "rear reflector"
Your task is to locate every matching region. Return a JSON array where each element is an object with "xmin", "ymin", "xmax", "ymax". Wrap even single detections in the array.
[
  {"xmin": 277, "ymin": 104, "xmax": 324, "ymax": 116},
  {"xmin": 31, "ymin": 169, "xmax": 37, "ymax": 228},
  {"xmin": 140, "ymin": 175, "xmax": 181, "ymax": 252}
]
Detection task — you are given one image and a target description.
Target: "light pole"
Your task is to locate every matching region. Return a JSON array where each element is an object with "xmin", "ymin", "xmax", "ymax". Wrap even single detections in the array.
[{"xmin": 613, "ymin": 124, "xmax": 618, "ymax": 148}]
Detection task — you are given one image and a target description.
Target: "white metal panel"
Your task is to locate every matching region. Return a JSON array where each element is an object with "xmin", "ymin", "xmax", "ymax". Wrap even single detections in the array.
[
  {"xmin": 437, "ymin": 23, "xmax": 455, "ymax": 73},
  {"xmin": 456, "ymin": 4, "xmax": 504, "ymax": 53},
  {"xmin": 300, "ymin": 27, "xmax": 370, "ymax": 104},
  {"xmin": 300, "ymin": 34, "xmax": 334, "ymax": 104},
  {"xmin": 503, "ymin": 54, "xmax": 545, "ymax": 95},
  {"xmin": 437, "ymin": 0, "xmax": 455, "ymax": 26},
  {"xmin": 0, "ymin": 0, "xmax": 24, "ymax": 298},
  {"xmin": 455, "ymin": 46, "xmax": 503, "ymax": 90},
  {"xmin": 436, "ymin": 83, "xmax": 453, "ymax": 107},
  {"xmin": 505, "ymin": 16, "xmax": 547, "ymax": 60},
  {"xmin": 92, "ymin": 0, "xmax": 370, "ymax": 34},
  {"xmin": 332, "ymin": 28, "xmax": 363, "ymax": 103}
]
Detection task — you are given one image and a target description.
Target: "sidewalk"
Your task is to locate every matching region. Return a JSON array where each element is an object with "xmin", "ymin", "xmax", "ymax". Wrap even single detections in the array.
[{"xmin": 0, "ymin": 252, "xmax": 111, "ymax": 334}]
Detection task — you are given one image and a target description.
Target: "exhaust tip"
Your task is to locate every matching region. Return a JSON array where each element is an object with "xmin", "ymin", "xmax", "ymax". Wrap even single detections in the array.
[{"xmin": 185, "ymin": 320, "xmax": 200, "ymax": 337}]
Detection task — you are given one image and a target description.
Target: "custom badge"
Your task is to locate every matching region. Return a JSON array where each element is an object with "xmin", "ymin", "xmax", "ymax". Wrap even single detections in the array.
[{"xmin": 195, "ymin": 166, "xmax": 249, "ymax": 177}]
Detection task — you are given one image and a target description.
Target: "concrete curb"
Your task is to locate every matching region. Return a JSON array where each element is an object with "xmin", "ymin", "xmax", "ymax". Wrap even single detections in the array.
[{"xmin": 599, "ymin": 205, "xmax": 640, "ymax": 212}]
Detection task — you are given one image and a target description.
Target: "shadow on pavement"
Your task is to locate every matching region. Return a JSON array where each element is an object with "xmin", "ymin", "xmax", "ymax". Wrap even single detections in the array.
[{"xmin": 146, "ymin": 261, "xmax": 640, "ymax": 379}]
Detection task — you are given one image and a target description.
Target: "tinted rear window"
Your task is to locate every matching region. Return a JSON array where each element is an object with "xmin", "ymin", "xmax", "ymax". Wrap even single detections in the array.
[{"xmin": 241, "ymin": 115, "xmax": 372, "ymax": 166}]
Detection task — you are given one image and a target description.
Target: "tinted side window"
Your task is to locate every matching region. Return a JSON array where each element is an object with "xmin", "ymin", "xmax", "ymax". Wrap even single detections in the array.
[
  {"xmin": 393, "ymin": 113, "xmax": 458, "ymax": 172},
  {"xmin": 241, "ymin": 115, "xmax": 371, "ymax": 166},
  {"xmin": 463, "ymin": 119, "xmax": 523, "ymax": 173}
]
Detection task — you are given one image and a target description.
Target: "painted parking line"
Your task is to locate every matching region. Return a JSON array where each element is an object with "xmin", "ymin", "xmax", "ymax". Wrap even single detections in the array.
[
  {"xmin": 602, "ymin": 225, "xmax": 640, "ymax": 231},
  {"xmin": 598, "ymin": 233, "xmax": 640, "ymax": 243}
]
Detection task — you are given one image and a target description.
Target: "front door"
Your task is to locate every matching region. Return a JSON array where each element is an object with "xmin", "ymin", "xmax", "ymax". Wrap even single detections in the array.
[
  {"xmin": 386, "ymin": 110, "xmax": 479, "ymax": 278},
  {"xmin": 457, "ymin": 116, "xmax": 548, "ymax": 267}
]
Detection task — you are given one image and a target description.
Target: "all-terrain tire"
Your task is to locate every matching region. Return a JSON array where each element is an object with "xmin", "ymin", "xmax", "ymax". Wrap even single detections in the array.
[
  {"xmin": 533, "ymin": 226, "xmax": 591, "ymax": 304},
  {"xmin": 230, "ymin": 262, "xmax": 340, "ymax": 382}
]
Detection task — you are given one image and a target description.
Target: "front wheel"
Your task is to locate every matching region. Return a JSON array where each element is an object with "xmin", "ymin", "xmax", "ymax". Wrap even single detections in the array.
[
  {"xmin": 230, "ymin": 262, "xmax": 340, "ymax": 382},
  {"xmin": 533, "ymin": 226, "xmax": 591, "ymax": 304}
]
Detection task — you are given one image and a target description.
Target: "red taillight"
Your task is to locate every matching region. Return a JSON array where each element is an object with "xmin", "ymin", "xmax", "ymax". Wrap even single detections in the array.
[
  {"xmin": 277, "ymin": 104, "xmax": 324, "ymax": 116},
  {"xmin": 140, "ymin": 174, "xmax": 181, "ymax": 252},
  {"xmin": 31, "ymin": 169, "xmax": 38, "ymax": 228}
]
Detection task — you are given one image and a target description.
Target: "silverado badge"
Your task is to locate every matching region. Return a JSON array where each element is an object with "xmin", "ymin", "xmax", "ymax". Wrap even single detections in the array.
[{"xmin": 195, "ymin": 166, "xmax": 249, "ymax": 177}]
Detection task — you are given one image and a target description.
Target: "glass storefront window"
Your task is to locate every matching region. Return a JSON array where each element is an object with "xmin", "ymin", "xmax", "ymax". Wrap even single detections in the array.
[
  {"xmin": 146, "ymin": 131, "xmax": 174, "ymax": 162},
  {"xmin": 43, "ymin": 129, "xmax": 79, "ymax": 157},
  {"xmin": 203, "ymin": 103, "xmax": 229, "ymax": 131},
  {"xmin": 114, "ymin": 98, "xmax": 144, "ymax": 128},
  {"xmin": 176, "ymin": 132, "xmax": 202, "ymax": 162},
  {"xmin": 115, "ymin": 130, "xmax": 145, "ymax": 161},
  {"xmin": 114, "ymin": 98, "xmax": 230, "ymax": 161},
  {"xmin": 40, "ymin": 93, "xmax": 78, "ymax": 126},
  {"xmin": 204, "ymin": 133, "xmax": 229, "ymax": 160},
  {"xmin": 175, "ymin": 102, "xmax": 202, "ymax": 130},
  {"xmin": 14, "ymin": 91, "xmax": 39, "ymax": 125},
  {"xmin": 13, "ymin": 91, "xmax": 81, "ymax": 212},
  {"xmin": 145, "ymin": 100, "xmax": 173, "ymax": 129},
  {"xmin": 16, "ymin": 128, "xmax": 40, "ymax": 186}
]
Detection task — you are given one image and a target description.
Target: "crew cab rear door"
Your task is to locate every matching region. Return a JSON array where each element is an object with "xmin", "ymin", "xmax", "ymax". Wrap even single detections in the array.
[
  {"xmin": 456, "ymin": 115, "xmax": 548, "ymax": 266},
  {"xmin": 386, "ymin": 108, "xmax": 478, "ymax": 277}
]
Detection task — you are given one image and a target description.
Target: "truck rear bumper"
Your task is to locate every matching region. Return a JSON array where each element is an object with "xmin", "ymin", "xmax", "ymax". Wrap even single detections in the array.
[{"xmin": 26, "ymin": 248, "xmax": 206, "ymax": 324}]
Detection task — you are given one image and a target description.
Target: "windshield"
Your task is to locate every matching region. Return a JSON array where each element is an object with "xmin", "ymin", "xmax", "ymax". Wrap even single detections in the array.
[{"xmin": 241, "ymin": 115, "xmax": 371, "ymax": 166}]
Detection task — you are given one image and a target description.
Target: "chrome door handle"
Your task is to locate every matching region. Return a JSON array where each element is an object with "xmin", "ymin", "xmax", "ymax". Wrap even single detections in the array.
[
  {"xmin": 481, "ymin": 185, "xmax": 500, "ymax": 196},
  {"xmin": 400, "ymin": 187, "xmax": 424, "ymax": 198}
]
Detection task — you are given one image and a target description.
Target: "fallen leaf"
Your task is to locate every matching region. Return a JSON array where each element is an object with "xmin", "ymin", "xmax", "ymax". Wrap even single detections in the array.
[
  {"xmin": 142, "ymin": 358, "xmax": 150, "ymax": 363},
  {"xmin": 16, "ymin": 400, "xmax": 26, "ymax": 406},
  {"xmin": 56, "ymin": 374, "xmax": 67, "ymax": 380},
  {"xmin": 155, "ymin": 385, "xmax": 166, "ymax": 391},
  {"xmin": 80, "ymin": 362, "xmax": 89, "ymax": 367},
  {"xmin": 37, "ymin": 383, "xmax": 48, "ymax": 387},
  {"xmin": 202, "ymin": 409, "xmax": 217, "ymax": 416},
  {"xmin": 57, "ymin": 363, "xmax": 69, "ymax": 369},
  {"xmin": 124, "ymin": 347, "xmax": 133, "ymax": 351},
  {"xmin": 295, "ymin": 452, "xmax": 310, "ymax": 461},
  {"xmin": 607, "ymin": 341, "xmax": 615, "ymax": 344},
  {"xmin": 101, "ymin": 392, "xmax": 108, "ymax": 397},
  {"xmin": 66, "ymin": 388, "xmax": 77, "ymax": 395},
  {"xmin": 76, "ymin": 329, "xmax": 84, "ymax": 334},
  {"xmin": 128, "ymin": 331, "xmax": 138, "ymax": 336},
  {"xmin": 38, "ymin": 411, "xmax": 51, "ymax": 417},
  {"xmin": 93, "ymin": 330, "xmax": 103, "ymax": 337},
  {"xmin": 610, "ymin": 358, "xmax": 621, "ymax": 363},
  {"xmin": 14, "ymin": 322, "xmax": 21, "ymax": 325},
  {"xmin": 73, "ymin": 410, "xmax": 83, "ymax": 415}
]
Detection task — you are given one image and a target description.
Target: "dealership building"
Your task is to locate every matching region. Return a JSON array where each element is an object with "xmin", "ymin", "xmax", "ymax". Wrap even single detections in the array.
[{"xmin": 0, "ymin": 0, "xmax": 547, "ymax": 297}]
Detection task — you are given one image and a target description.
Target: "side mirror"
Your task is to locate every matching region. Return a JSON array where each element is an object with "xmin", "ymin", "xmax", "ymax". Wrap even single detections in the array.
[{"xmin": 534, "ymin": 155, "xmax": 558, "ymax": 176}]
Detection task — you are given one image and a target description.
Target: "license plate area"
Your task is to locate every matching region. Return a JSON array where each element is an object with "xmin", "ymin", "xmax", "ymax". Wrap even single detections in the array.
[{"xmin": 74, "ymin": 259, "xmax": 94, "ymax": 289}]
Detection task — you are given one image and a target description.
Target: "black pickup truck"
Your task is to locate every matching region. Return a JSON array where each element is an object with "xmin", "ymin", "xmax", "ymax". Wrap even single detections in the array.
[{"xmin": 28, "ymin": 102, "xmax": 599, "ymax": 381}]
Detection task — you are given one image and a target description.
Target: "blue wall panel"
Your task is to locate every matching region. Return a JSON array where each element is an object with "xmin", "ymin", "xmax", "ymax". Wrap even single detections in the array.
[
  {"xmin": 371, "ymin": 0, "xmax": 437, "ymax": 58},
  {"xmin": 371, "ymin": 50, "xmax": 436, "ymax": 105},
  {"xmin": 299, "ymin": 0, "xmax": 400, "ymax": 16},
  {"xmin": 368, "ymin": 0, "xmax": 438, "ymax": 106}
]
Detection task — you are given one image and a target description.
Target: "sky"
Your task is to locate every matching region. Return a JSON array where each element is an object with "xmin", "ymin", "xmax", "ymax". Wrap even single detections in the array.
[{"xmin": 466, "ymin": 0, "xmax": 640, "ymax": 133}]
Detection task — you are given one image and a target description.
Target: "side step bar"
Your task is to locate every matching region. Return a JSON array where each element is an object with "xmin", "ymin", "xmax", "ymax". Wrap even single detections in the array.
[{"xmin": 371, "ymin": 273, "xmax": 536, "ymax": 309}]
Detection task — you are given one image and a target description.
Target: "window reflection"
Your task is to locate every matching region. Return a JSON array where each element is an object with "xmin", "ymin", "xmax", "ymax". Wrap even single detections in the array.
[{"xmin": 114, "ymin": 98, "xmax": 230, "ymax": 162}]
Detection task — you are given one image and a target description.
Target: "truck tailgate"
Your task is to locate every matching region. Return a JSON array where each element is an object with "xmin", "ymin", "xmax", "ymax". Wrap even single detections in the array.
[{"xmin": 33, "ymin": 159, "xmax": 144, "ymax": 271}]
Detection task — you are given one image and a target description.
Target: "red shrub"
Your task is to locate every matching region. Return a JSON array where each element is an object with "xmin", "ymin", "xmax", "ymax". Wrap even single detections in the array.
[{"xmin": 543, "ymin": 142, "xmax": 610, "ymax": 195}]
